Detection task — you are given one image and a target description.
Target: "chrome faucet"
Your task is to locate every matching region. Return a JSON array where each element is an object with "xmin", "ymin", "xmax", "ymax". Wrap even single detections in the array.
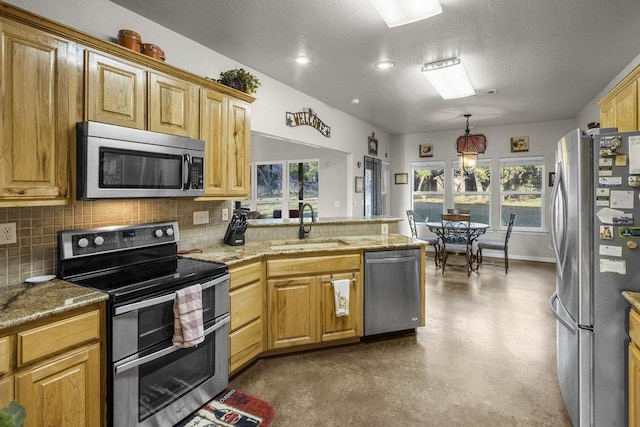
[{"xmin": 299, "ymin": 203, "xmax": 316, "ymax": 239}]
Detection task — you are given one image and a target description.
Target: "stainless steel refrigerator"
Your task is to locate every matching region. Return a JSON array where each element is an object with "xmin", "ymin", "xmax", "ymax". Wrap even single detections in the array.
[{"xmin": 551, "ymin": 127, "xmax": 640, "ymax": 426}]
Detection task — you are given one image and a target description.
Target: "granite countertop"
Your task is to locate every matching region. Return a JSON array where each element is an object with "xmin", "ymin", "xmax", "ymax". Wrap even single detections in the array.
[
  {"xmin": 623, "ymin": 291, "xmax": 640, "ymax": 312},
  {"xmin": 0, "ymin": 279, "xmax": 108, "ymax": 331},
  {"xmin": 184, "ymin": 233, "xmax": 425, "ymax": 266},
  {"xmin": 247, "ymin": 215, "xmax": 403, "ymax": 227}
]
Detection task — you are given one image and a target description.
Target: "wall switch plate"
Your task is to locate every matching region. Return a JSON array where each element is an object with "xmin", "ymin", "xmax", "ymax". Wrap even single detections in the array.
[
  {"xmin": 381, "ymin": 223, "xmax": 388, "ymax": 235},
  {"xmin": 222, "ymin": 208, "xmax": 229, "ymax": 221},
  {"xmin": 193, "ymin": 211, "xmax": 210, "ymax": 225},
  {"xmin": 0, "ymin": 223, "xmax": 16, "ymax": 244}
]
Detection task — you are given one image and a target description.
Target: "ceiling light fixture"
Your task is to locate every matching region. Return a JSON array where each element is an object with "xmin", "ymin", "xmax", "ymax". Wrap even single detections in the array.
[
  {"xmin": 294, "ymin": 55, "xmax": 311, "ymax": 64},
  {"xmin": 374, "ymin": 60, "xmax": 394, "ymax": 70},
  {"xmin": 370, "ymin": 0, "xmax": 442, "ymax": 28},
  {"xmin": 421, "ymin": 58, "xmax": 475, "ymax": 100},
  {"xmin": 455, "ymin": 114, "xmax": 487, "ymax": 175}
]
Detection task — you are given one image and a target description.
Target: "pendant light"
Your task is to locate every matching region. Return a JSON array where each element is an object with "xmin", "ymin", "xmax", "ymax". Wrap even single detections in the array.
[{"xmin": 455, "ymin": 114, "xmax": 487, "ymax": 174}]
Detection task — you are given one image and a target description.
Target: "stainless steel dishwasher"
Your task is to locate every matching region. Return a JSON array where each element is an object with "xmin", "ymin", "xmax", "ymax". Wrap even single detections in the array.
[{"xmin": 364, "ymin": 248, "xmax": 422, "ymax": 336}]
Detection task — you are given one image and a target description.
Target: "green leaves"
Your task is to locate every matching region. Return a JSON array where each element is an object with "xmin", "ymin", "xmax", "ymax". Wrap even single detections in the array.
[{"xmin": 0, "ymin": 401, "xmax": 26, "ymax": 427}]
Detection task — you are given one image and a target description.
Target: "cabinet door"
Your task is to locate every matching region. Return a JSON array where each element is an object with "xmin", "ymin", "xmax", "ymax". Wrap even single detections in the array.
[
  {"xmin": 615, "ymin": 81, "xmax": 637, "ymax": 132},
  {"xmin": 226, "ymin": 98, "xmax": 251, "ymax": 197},
  {"xmin": 268, "ymin": 276, "xmax": 317, "ymax": 349},
  {"xmin": 0, "ymin": 21, "xmax": 74, "ymax": 204},
  {"xmin": 149, "ymin": 72, "xmax": 198, "ymax": 137},
  {"xmin": 0, "ymin": 376, "xmax": 13, "ymax": 408},
  {"xmin": 85, "ymin": 51, "xmax": 146, "ymax": 129},
  {"xmin": 630, "ymin": 343, "xmax": 640, "ymax": 427},
  {"xmin": 319, "ymin": 272, "xmax": 362, "ymax": 341},
  {"xmin": 16, "ymin": 344, "xmax": 100, "ymax": 427},
  {"xmin": 200, "ymin": 88, "xmax": 228, "ymax": 196},
  {"xmin": 600, "ymin": 98, "xmax": 616, "ymax": 129}
]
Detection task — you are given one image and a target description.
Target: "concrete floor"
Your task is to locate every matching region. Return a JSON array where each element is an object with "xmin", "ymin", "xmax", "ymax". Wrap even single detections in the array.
[{"xmin": 229, "ymin": 259, "xmax": 572, "ymax": 426}]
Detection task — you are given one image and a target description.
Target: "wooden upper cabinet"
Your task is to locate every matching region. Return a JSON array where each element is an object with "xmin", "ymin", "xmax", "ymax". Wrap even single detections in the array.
[
  {"xmin": 85, "ymin": 51, "xmax": 146, "ymax": 129},
  {"xmin": 227, "ymin": 98, "xmax": 251, "ymax": 197},
  {"xmin": 0, "ymin": 20, "xmax": 75, "ymax": 206},
  {"xmin": 149, "ymin": 72, "xmax": 199, "ymax": 138},
  {"xmin": 199, "ymin": 90, "xmax": 251, "ymax": 199},
  {"xmin": 599, "ymin": 65, "xmax": 640, "ymax": 132}
]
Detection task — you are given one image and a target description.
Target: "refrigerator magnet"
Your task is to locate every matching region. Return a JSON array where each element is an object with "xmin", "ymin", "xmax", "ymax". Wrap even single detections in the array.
[
  {"xmin": 629, "ymin": 136, "xmax": 640, "ymax": 173},
  {"xmin": 598, "ymin": 176, "xmax": 622, "ymax": 186},
  {"xmin": 599, "ymin": 226, "xmax": 613, "ymax": 239},
  {"xmin": 619, "ymin": 227, "xmax": 640, "ymax": 237},
  {"xmin": 600, "ymin": 136, "xmax": 622, "ymax": 157},
  {"xmin": 610, "ymin": 190, "xmax": 634, "ymax": 209},
  {"xmin": 599, "ymin": 258, "xmax": 626, "ymax": 274},
  {"xmin": 599, "ymin": 245, "xmax": 622, "ymax": 257},
  {"xmin": 616, "ymin": 155, "xmax": 627, "ymax": 166}
]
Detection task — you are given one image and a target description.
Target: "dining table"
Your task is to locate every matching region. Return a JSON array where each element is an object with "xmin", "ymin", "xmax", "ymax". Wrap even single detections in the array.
[{"xmin": 425, "ymin": 221, "xmax": 490, "ymax": 272}]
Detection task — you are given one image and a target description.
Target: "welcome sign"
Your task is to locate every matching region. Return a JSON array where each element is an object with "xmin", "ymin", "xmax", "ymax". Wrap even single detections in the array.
[{"xmin": 285, "ymin": 107, "xmax": 331, "ymax": 138}]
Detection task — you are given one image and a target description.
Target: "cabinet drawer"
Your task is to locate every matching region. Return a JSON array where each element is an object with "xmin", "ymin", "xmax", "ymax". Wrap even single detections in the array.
[
  {"xmin": 18, "ymin": 310, "xmax": 100, "ymax": 366},
  {"xmin": 230, "ymin": 262, "xmax": 261, "ymax": 291},
  {"xmin": 230, "ymin": 319, "xmax": 263, "ymax": 373},
  {"xmin": 631, "ymin": 309, "xmax": 640, "ymax": 346},
  {"xmin": 268, "ymin": 254, "xmax": 360, "ymax": 278},
  {"xmin": 0, "ymin": 336, "xmax": 11, "ymax": 374},
  {"xmin": 230, "ymin": 280, "xmax": 263, "ymax": 331}
]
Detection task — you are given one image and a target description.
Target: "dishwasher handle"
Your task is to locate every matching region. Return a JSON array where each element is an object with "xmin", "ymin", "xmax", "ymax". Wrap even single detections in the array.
[{"xmin": 365, "ymin": 255, "xmax": 418, "ymax": 265}]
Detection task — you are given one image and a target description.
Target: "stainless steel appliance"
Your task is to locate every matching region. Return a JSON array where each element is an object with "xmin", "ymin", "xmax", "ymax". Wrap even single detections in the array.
[
  {"xmin": 57, "ymin": 221, "xmax": 229, "ymax": 427},
  {"xmin": 364, "ymin": 249, "xmax": 421, "ymax": 336},
  {"xmin": 76, "ymin": 121, "xmax": 205, "ymax": 199},
  {"xmin": 551, "ymin": 128, "xmax": 640, "ymax": 426}
]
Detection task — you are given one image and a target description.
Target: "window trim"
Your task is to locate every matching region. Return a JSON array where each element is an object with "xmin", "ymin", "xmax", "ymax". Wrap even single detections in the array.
[
  {"xmin": 451, "ymin": 158, "xmax": 492, "ymax": 225},
  {"xmin": 498, "ymin": 156, "xmax": 545, "ymax": 232},
  {"xmin": 410, "ymin": 160, "xmax": 446, "ymax": 221}
]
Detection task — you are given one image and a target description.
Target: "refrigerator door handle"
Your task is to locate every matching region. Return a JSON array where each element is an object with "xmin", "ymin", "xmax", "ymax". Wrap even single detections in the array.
[
  {"xmin": 549, "ymin": 291, "xmax": 576, "ymax": 334},
  {"xmin": 550, "ymin": 160, "xmax": 568, "ymax": 276}
]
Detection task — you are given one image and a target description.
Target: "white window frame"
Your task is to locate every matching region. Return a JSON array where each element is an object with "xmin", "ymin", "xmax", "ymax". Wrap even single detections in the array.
[
  {"xmin": 499, "ymin": 156, "xmax": 545, "ymax": 232},
  {"xmin": 410, "ymin": 160, "xmax": 446, "ymax": 222}
]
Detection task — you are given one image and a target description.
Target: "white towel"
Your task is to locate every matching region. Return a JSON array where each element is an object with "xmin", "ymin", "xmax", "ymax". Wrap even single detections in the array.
[
  {"xmin": 333, "ymin": 279, "xmax": 350, "ymax": 317},
  {"xmin": 173, "ymin": 284, "xmax": 205, "ymax": 348}
]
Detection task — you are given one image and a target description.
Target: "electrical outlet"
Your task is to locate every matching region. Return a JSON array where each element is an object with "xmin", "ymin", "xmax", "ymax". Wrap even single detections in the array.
[
  {"xmin": 222, "ymin": 208, "xmax": 229, "ymax": 221},
  {"xmin": 334, "ymin": 200, "xmax": 341, "ymax": 208},
  {"xmin": 193, "ymin": 211, "xmax": 210, "ymax": 225},
  {"xmin": 0, "ymin": 223, "xmax": 16, "ymax": 245},
  {"xmin": 381, "ymin": 224, "xmax": 388, "ymax": 235}
]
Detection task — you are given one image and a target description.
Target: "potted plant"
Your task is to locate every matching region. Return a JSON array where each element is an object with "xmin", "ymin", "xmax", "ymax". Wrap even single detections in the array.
[
  {"xmin": 0, "ymin": 401, "xmax": 25, "ymax": 427},
  {"xmin": 216, "ymin": 68, "xmax": 261, "ymax": 95}
]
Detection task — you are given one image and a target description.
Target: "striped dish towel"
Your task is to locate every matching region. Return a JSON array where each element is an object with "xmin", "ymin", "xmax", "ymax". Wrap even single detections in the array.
[{"xmin": 173, "ymin": 284, "xmax": 205, "ymax": 348}]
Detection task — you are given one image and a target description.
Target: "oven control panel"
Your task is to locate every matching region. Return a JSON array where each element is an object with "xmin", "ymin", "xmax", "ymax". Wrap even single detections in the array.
[{"xmin": 58, "ymin": 221, "xmax": 180, "ymax": 259}]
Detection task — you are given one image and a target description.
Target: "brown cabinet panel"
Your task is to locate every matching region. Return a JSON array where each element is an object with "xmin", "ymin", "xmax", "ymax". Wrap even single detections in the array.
[
  {"xmin": 319, "ymin": 272, "xmax": 362, "ymax": 342},
  {"xmin": 230, "ymin": 319, "xmax": 263, "ymax": 374},
  {"xmin": 615, "ymin": 81, "xmax": 637, "ymax": 132},
  {"xmin": 16, "ymin": 343, "xmax": 101, "ymax": 427},
  {"xmin": 0, "ymin": 21, "xmax": 74, "ymax": 204},
  {"xmin": 230, "ymin": 281, "xmax": 263, "ymax": 331},
  {"xmin": 85, "ymin": 51, "xmax": 146, "ymax": 129},
  {"xmin": 268, "ymin": 277, "xmax": 318, "ymax": 349},
  {"xmin": 149, "ymin": 72, "xmax": 198, "ymax": 138},
  {"xmin": 630, "ymin": 343, "xmax": 640, "ymax": 427},
  {"xmin": 226, "ymin": 98, "xmax": 251, "ymax": 197},
  {"xmin": 200, "ymin": 88, "xmax": 228, "ymax": 196},
  {"xmin": 0, "ymin": 376, "xmax": 13, "ymax": 409},
  {"xmin": 267, "ymin": 254, "xmax": 360, "ymax": 278}
]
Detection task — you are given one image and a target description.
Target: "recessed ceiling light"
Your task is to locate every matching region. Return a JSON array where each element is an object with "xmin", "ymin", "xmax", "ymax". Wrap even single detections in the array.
[
  {"xmin": 294, "ymin": 55, "xmax": 311, "ymax": 64},
  {"xmin": 374, "ymin": 61, "xmax": 394, "ymax": 70},
  {"xmin": 351, "ymin": 98, "xmax": 360, "ymax": 104}
]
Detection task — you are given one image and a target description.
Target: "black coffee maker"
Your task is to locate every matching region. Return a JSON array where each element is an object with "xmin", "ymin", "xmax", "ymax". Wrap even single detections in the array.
[{"xmin": 223, "ymin": 213, "xmax": 247, "ymax": 246}]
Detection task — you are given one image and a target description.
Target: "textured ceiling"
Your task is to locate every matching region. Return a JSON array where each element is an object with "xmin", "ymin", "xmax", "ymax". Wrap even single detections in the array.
[{"xmin": 110, "ymin": 0, "xmax": 640, "ymax": 134}]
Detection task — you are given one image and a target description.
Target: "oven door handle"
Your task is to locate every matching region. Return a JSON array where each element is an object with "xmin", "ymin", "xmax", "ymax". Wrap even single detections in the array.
[
  {"xmin": 114, "ymin": 273, "xmax": 230, "ymax": 315},
  {"xmin": 114, "ymin": 313, "xmax": 230, "ymax": 374}
]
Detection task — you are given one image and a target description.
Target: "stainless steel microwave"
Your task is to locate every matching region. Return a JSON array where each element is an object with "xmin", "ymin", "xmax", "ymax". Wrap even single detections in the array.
[{"xmin": 77, "ymin": 121, "xmax": 205, "ymax": 199}]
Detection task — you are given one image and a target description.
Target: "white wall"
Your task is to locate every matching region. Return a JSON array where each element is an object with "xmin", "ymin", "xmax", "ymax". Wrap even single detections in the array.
[
  {"xmin": 391, "ymin": 119, "xmax": 576, "ymax": 262},
  {"xmin": 7, "ymin": 0, "xmax": 389, "ymax": 217}
]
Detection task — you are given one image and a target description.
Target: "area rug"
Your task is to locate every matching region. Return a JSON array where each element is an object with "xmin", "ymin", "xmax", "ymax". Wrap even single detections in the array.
[{"xmin": 175, "ymin": 389, "xmax": 274, "ymax": 427}]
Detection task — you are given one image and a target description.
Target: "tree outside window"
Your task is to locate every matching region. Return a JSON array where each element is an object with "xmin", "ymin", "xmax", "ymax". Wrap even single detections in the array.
[
  {"xmin": 411, "ymin": 161, "xmax": 445, "ymax": 222},
  {"xmin": 499, "ymin": 157, "xmax": 544, "ymax": 230},
  {"xmin": 452, "ymin": 160, "xmax": 491, "ymax": 224}
]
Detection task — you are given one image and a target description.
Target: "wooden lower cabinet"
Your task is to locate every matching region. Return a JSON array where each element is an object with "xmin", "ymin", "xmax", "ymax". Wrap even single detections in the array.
[
  {"xmin": 0, "ymin": 305, "xmax": 104, "ymax": 426},
  {"xmin": 629, "ymin": 342, "xmax": 640, "ymax": 427},
  {"xmin": 268, "ymin": 276, "xmax": 318, "ymax": 349},
  {"xmin": 229, "ymin": 262, "xmax": 265, "ymax": 375},
  {"xmin": 15, "ymin": 344, "xmax": 101, "ymax": 427},
  {"xmin": 266, "ymin": 254, "xmax": 362, "ymax": 350}
]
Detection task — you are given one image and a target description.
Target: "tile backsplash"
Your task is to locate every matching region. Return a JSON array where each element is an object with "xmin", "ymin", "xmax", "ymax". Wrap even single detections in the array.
[{"xmin": 0, "ymin": 199, "xmax": 231, "ymax": 287}]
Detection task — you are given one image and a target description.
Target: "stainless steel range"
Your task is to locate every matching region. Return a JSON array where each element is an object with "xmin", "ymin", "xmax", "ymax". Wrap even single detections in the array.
[{"xmin": 57, "ymin": 221, "xmax": 229, "ymax": 427}]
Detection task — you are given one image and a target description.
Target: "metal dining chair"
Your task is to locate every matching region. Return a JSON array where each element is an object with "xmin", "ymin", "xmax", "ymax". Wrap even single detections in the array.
[
  {"xmin": 440, "ymin": 213, "xmax": 473, "ymax": 276},
  {"xmin": 477, "ymin": 212, "xmax": 517, "ymax": 273},
  {"xmin": 406, "ymin": 209, "xmax": 440, "ymax": 267}
]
